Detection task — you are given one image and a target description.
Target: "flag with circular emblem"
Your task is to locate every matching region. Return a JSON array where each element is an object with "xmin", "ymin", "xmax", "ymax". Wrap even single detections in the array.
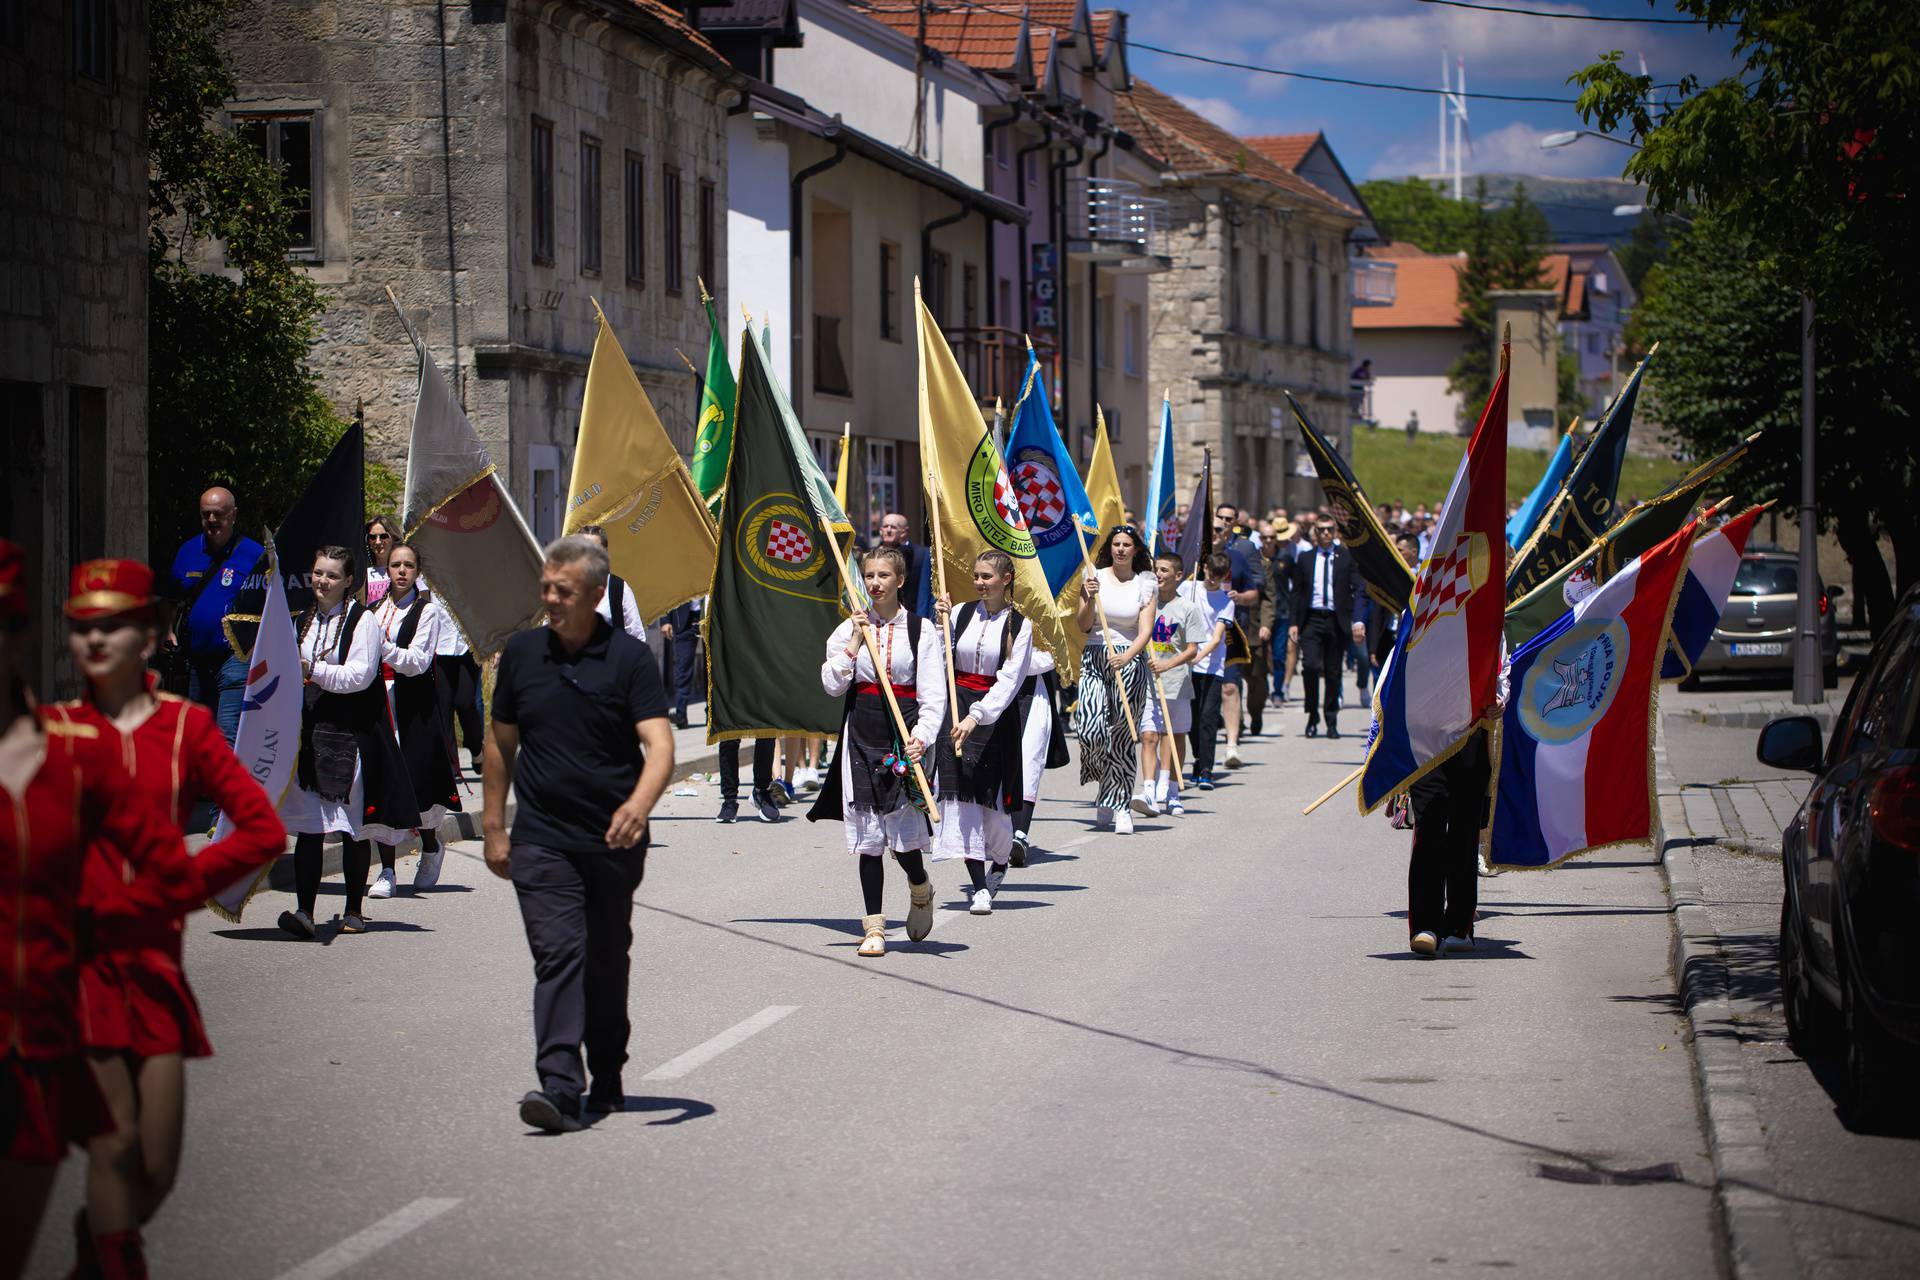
[{"xmin": 703, "ymin": 319, "xmax": 854, "ymax": 742}]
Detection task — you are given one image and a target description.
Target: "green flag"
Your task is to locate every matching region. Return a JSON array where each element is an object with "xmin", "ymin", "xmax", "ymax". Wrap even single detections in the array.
[
  {"xmin": 688, "ymin": 283, "xmax": 736, "ymax": 512},
  {"xmin": 704, "ymin": 323, "xmax": 855, "ymax": 742},
  {"xmin": 1505, "ymin": 348, "xmax": 1654, "ymax": 602},
  {"xmin": 1504, "ymin": 433, "xmax": 1755, "ymax": 648}
]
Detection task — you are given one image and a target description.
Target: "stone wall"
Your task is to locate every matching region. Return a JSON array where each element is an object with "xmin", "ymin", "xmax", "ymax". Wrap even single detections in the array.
[
  {"xmin": 1146, "ymin": 180, "xmax": 1358, "ymax": 519},
  {"xmin": 0, "ymin": 0, "xmax": 149, "ymax": 696},
  {"xmin": 226, "ymin": 0, "xmax": 730, "ymax": 530}
]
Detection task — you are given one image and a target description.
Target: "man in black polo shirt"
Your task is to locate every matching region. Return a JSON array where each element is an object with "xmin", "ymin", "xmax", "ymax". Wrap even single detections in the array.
[{"xmin": 483, "ymin": 534, "xmax": 675, "ymax": 1133}]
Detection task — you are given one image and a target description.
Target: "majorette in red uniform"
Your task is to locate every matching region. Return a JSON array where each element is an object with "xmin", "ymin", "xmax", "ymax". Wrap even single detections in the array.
[
  {"xmin": 0, "ymin": 544, "xmax": 203, "ymax": 1280},
  {"xmin": 42, "ymin": 558, "xmax": 286, "ymax": 1278}
]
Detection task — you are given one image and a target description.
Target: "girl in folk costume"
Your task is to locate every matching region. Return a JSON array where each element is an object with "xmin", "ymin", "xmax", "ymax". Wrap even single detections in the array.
[
  {"xmin": 49, "ymin": 560, "xmax": 285, "ymax": 1280},
  {"xmin": 931, "ymin": 552, "xmax": 1033, "ymax": 915},
  {"xmin": 1073, "ymin": 525, "xmax": 1156, "ymax": 834},
  {"xmin": 0, "ymin": 542, "xmax": 203, "ymax": 1280},
  {"xmin": 276, "ymin": 546, "xmax": 422, "ymax": 940},
  {"xmin": 368, "ymin": 542, "xmax": 461, "ymax": 898},
  {"xmin": 808, "ymin": 545, "xmax": 948, "ymax": 958},
  {"xmin": 363, "ymin": 514, "xmax": 400, "ymax": 606}
]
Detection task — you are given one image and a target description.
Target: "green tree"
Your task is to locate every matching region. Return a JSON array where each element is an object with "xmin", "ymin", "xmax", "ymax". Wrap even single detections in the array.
[
  {"xmin": 1355, "ymin": 176, "xmax": 1484, "ymax": 253},
  {"xmin": 1446, "ymin": 182, "xmax": 1554, "ymax": 425},
  {"xmin": 148, "ymin": 0, "xmax": 345, "ymax": 553},
  {"xmin": 1572, "ymin": 0, "xmax": 1920, "ymax": 622}
]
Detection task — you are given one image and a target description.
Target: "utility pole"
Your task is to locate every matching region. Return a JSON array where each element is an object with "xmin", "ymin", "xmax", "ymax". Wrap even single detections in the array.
[
  {"xmin": 910, "ymin": 0, "xmax": 927, "ymax": 157},
  {"xmin": 1793, "ymin": 293, "xmax": 1821, "ymax": 704}
]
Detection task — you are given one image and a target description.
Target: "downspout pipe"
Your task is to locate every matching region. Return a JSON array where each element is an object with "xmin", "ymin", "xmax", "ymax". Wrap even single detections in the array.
[
  {"xmin": 790, "ymin": 134, "xmax": 848, "ymax": 411},
  {"xmin": 1084, "ymin": 129, "xmax": 1113, "ymax": 428},
  {"xmin": 921, "ymin": 198, "xmax": 972, "ymax": 321},
  {"xmin": 1050, "ymin": 135, "xmax": 1085, "ymax": 434}
]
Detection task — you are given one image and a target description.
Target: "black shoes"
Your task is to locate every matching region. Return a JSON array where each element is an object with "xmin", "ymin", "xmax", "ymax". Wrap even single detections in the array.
[
  {"xmin": 337, "ymin": 911, "xmax": 368, "ymax": 935},
  {"xmin": 519, "ymin": 1090, "xmax": 584, "ymax": 1133},
  {"xmin": 752, "ymin": 790, "xmax": 781, "ymax": 823},
  {"xmin": 1304, "ymin": 721, "xmax": 1320, "ymax": 739},
  {"xmin": 717, "ymin": 798, "xmax": 739, "ymax": 823},
  {"xmin": 1009, "ymin": 833, "xmax": 1029, "ymax": 868},
  {"xmin": 1327, "ymin": 721, "xmax": 1342, "ymax": 740},
  {"xmin": 670, "ymin": 710, "xmax": 690, "ymax": 729},
  {"xmin": 277, "ymin": 908, "xmax": 315, "ymax": 940},
  {"xmin": 585, "ymin": 1078, "xmax": 625, "ymax": 1114}
]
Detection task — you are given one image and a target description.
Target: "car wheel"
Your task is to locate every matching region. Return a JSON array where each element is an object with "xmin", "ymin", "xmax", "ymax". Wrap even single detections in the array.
[
  {"xmin": 1679, "ymin": 672, "xmax": 1701, "ymax": 692},
  {"xmin": 1779, "ymin": 897, "xmax": 1837, "ymax": 1056},
  {"xmin": 1840, "ymin": 950, "xmax": 1910, "ymax": 1132}
]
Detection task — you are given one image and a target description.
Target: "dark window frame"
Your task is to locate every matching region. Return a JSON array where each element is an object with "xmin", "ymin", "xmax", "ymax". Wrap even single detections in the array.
[
  {"xmin": 697, "ymin": 179, "xmax": 716, "ymax": 294},
  {"xmin": 662, "ymin": 164, "xmax": 684, "ymax": 295},
  {"xmin": 579, "ymin": 132, "xmax": 602, "ymax": 276},
  {"xmin": 623, "ymin": 150, "xmax": 645, "ymax": 288},
  {"xmin": 232, "ymin": 110, "xmax": 324, "ymax": 261},
  {"xmin": 879, "ymin": 241, "xmax": 900, "ymax": 342},
  {"xmin": 72, "ymin": 0, "xmax": 111, "ymax": 83},
  {"xmin": 530, "ymin": 115, "xmax": 555, "ymax": 266}
]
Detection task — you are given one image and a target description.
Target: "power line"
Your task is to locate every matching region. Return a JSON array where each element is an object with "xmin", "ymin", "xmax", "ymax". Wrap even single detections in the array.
[
  {"xmin": 854, "ymin": 0, "xmax": 1681, "ymax": 104},
  {"xmin": 1412, "ymin": 0, "xmax": 1712, "ymax": 24}
]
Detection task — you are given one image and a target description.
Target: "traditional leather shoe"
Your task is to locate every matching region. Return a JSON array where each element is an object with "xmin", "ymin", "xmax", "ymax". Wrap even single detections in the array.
[
  {"xmin": 1304, "ymin": 721, "xmax": 1320, "ymax": 739},
  {"xmin": 277, "ymin": 909, "xmax": 315, "ymax": 940},
  {"xmin": 519, "ymin": 1090, "xmax": 584, "ymax": 1133},
  {"xmin": 857, "ymin": 914, "xmax": 887, "ymax": 957},
  {"xmin": 905, "ymin": 879, "xmax": 936, "ymax": 941},
  {"xmin": 1009, "ymin": 834, "xmax": 1029, "ymax": 867},
  {"xmin": 1410, "ymin": 931, "xmax": 1439, "ymax": 957}
]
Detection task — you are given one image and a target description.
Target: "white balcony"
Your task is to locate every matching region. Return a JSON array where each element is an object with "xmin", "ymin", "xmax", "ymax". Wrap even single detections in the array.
[
  {"xmin": 1352, "ymin": 258, "xmax": 1397, "ymax": 307},
  {"xmin": 1066, "ymin": 177, "xmax": 1171, "ymax": 273}
]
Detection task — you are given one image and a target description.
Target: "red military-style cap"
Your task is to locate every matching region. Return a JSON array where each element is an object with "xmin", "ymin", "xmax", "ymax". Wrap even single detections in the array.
[
  {"xmin": 64, "ymin": 559, "xmax": 158, "ymax": 622},
  {"xmin": 0, "ymin": 540, "xmax": 24, "ymax": 623}
]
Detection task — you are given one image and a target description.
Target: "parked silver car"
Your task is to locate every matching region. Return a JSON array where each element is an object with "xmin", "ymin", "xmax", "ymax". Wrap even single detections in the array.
[{"xmin": 1685, "ymin": 550, "xmax": 1839, "ymax": 686}]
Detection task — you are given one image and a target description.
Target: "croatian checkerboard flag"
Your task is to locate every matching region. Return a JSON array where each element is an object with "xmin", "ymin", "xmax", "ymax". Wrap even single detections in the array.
[
  {"xmin": 1490, "ymin": 516, "xmax": 1701, "ymax": 867},
  {"xmin": 1662, "ymin": 505, "xmax": 1763, "ymax": 680},
  {"xmin": 1358, "ymin": 359, "xmax": 1509, "ymax": 813},
  {"xmin": 1004, "ymin": 349, "xmax": 1098, "ymax": 602}
]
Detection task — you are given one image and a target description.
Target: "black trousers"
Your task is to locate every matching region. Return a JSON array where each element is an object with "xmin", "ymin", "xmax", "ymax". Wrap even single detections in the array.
[
  {"xmin": 435, "ymin": 653, "xmax": 484, "ymax": 760},
  {"xmin": 719, "ymin": 737, "xmax": 775, "ymax": 798},
  {"xmin": 1298, "ymin": 611, "xmax": 1343, "ymax": 727},
  {"xmin": 1407, "ymin": 732, "xmax": 1491, "ymax": 939},
  {"xmin": 1245, "ymin": 643, "xmax": 1269, "ymax": 733},
  {"xmin": 511, "ymin": 842, "xmax": 648, "ymax": 1107},
  {"xmin": 671, "ymin": 627, "xmax": 701, "ymax": 716},
  {"xmin": 1189, "ymin": 674, "xmax": 1222, "ymax": 776}
]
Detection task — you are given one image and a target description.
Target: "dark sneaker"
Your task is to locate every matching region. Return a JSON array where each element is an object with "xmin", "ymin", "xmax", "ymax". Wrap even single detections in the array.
[
  {"xmin": 753, "ymin": 790, "xmax": 781, "ymax": 823},
  {"xmin": 716, "ymin": 798, "xmax": 740, "ymax": 824},
  {"xmin": 337, "ymin": 912, "xmax": 368, "ymax": 935},
  {"xmin": 1009, "ymin": 834, "xmax": 1029, "ymax": 868},
  {"xmin": 1195, "ymin": 774, "xmax": 1215, "ymax": 792},
  {"xmin": 519, "ymin": 1090, "xmax": 584, "ymax": 1133},
  {"xmin": 277, "ymin": 909, "xmax": 315, "ymax": 940}
]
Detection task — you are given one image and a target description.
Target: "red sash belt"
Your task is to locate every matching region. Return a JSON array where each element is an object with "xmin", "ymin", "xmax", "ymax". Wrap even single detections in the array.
[
  {"xmin": 855, "ymin": 681, "xmax": 916, "ymax": 699},
  {"xmin": 954, "ymin": 672, "xmax": 995, "ymax": 692},
  {"xmin": 380, "ymin": 663, "xmax": 396, "ymax": 682}
]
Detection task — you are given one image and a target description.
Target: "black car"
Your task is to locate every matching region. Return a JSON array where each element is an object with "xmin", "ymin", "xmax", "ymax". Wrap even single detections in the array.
[{"xmin": 1760, "ymin": 585, "xmax": 1920, "ymax": 1127}]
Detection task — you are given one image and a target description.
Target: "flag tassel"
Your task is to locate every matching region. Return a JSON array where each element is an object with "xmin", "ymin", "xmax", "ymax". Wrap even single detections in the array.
[{"xmin": 826, "ymin": 539, "xmax": 941, "ymax": 824}]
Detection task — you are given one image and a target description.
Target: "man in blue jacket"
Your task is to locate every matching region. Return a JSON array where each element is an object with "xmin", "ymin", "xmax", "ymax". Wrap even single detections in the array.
[{"xmin": 167, "ymin": 486, "xmax": 264, "ymax": 744}]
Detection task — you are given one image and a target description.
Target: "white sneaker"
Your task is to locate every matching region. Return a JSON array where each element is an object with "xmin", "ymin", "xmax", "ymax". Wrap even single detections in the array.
[
  {"xmin": 970, "ymin": 888, "xmax": 993, "ymax": 915},
  {"xmin": 1168, "ymin": 799, "xmax": 1186, "ymax": 816},
  {"xmin": 413, "ymin": 840, "xmax": 446, "ymax": 890},
  {"xmin": 1115, "ymin": 809, "xmax": 1135, "ymax": 835},
  {"xmin": 1410, "ymin": 930, "xmax": 1438, "ymax": 957},
  {"xmin": 368, "ymin": 867, "xmax": 397, "ymax": 900},
  {"xmin": 1225, "ymin": 747, "xmax": 1244, "ymax": 769},
  {"xmin": 1129, "ymin": 791, "xmax": 1160, "ymax": 817},
  {"xmin": 1093, "ymin": 805, "xmax": 1114, "ymax": 830}
]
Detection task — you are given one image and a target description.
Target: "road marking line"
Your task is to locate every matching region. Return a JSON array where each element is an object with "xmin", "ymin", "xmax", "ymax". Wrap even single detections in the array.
[
  {"xmin": 642, "ymin": 1005, "xmax": 799, "ymax": 1080},
  {"xmin": 274, "ymin": 1199, "xmax": 461, "ymax": 1280}
]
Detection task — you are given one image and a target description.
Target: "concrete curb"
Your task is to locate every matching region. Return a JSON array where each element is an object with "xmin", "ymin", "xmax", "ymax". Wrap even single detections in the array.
[
  {"xmin": 267, "ymin": 743, "xmax": 724, "ymax": 886},
  {"xmin": 1652, "ymin": 730, "xmax": 1801, "ymax": 1280}
]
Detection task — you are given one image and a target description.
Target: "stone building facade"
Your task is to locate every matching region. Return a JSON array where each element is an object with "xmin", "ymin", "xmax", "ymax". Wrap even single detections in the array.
[
  {"xmin": 225, "ymin": 0, "xmax": 737, "ymax": 541},
  {"xmin": 1, "ymin": 0, "xmax": 149, "ymax": 695},
  {"xmin": 1116, "ymin": 81, "xmax": 1364, "ymax": 517}
]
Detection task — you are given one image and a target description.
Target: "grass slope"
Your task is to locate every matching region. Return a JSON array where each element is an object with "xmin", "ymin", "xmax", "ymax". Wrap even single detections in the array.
[{"xmin": 1348, "ymin": 425, "xmax": 1687, "ymax": 513}]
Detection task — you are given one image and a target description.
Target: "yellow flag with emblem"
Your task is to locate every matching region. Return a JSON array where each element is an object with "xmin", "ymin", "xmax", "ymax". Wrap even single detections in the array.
[
  {"xmin": 914, "ymin": 286, "xmax": 1078, "ymax": 680},
  {"xmin": 1086, "ymin": 406, "xmax": 1126, "ymax": 544},
  {"xmin": 565, "ymin": 302, "xmax": 717, "ymax": 621}
]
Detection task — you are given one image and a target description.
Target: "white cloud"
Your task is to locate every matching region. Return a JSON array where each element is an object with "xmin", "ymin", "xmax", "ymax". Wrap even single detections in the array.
[
  {"xmin": 1177, "ymin": 94, "xmax": 1254, "ymax": 135},
  {"xmin": 1364, "ymin": 120, "xmax": 1635, "ymax": 180}
]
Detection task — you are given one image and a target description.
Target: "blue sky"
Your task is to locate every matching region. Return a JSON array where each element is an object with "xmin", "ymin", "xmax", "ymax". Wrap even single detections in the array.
[{"xmin": 1125, "ymin": 0, "xmax": 1744, "ymax": 182}]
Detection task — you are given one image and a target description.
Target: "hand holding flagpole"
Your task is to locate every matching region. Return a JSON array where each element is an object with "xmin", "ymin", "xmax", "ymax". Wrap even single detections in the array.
[
  {"xmin": 914, "ymin": 279, "xmax": 963, "ymax": 717},
  {"xmin": 1075, "ymin": 411, "xmax": 1140, "ymax": 743},
  {"xmin": 826, "ymin": 546, "xmax": 939, "ymax": 824}
]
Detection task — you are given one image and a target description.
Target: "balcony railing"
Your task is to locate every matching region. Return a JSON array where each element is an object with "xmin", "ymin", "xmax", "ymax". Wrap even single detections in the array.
[
  {"xmin": 1352, "ymin": 258, "xmax": 1397, "ymax": 307},
  {"xmin": 941, "ymin": 326, "xmax": 1051, "ymax": 409},
  {"xmin": 1066, "ymin": 177, "xmax": 1170, "ymax": 267}
]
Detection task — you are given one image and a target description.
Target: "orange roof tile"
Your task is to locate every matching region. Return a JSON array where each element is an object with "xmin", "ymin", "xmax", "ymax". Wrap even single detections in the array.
[
  {"xmin": 1353, "ymin": 249, "xmax": 1575, "ymax": 330},
  {"xmin": 1113, "ymin": 80, "xmax": 1361, "ymax": 218},
  {"xmin": 865, "ymin": 3, "xmax": 1029, "ymax": 73},
  {"xmin": 626, "ymin": 0, "xmax": 724, "ymax": 62},
  {"xmin": 1244, "ymin": 133, "xmax": 1320, "ymax": 172}
]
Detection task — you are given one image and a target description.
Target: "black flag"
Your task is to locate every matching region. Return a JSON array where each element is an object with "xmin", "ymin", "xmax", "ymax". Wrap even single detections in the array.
[
  {"xmin": 1174, "ymin": 447, "xmax": 1212, "ymax": 576},
  {"xmin": 224, "ymin": 422, "xmax": 366, "ymax": 656},
  {"xmin": 1287, "ymin": 393, "xmax": 1413, "ymax": 611}
]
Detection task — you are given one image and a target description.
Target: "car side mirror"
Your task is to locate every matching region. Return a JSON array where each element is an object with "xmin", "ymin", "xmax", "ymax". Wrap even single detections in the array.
[
  {"xmin": 1826, "ymin": 584, "xmax": 1845, "ymax": 599},
  {"xmin": 1757, "ymin": 715, "xmax": 1824, "ymax": 773}
]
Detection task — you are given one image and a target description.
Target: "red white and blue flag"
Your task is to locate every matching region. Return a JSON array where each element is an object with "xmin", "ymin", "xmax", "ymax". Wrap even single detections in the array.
[
  {"xmin": 1359, "ymin": 357, "xmax": 1509, "ymax": 812},
  {"xmin": 1662, "ymin": 505, "xmax": 1763, "ymax": 680},
  {"xmin": 1490, "ymin": 516, "xmax": 1701, "ymax": 867}
]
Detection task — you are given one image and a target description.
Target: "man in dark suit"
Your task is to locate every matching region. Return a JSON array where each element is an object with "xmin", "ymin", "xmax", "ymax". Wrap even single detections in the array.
[
  {"xmin": 1288, "ymin": 517, "xmax": 1366, "ymax": 739},
  {"xmin": 663, "ymin": 598, "xmax": 703, "ymax": 728},
  {"xmin": 879, "ymin": 512, "xmax": 936, "ymax": 619}
]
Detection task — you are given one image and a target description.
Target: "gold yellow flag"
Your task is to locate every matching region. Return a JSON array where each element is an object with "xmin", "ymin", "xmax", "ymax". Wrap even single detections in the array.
[
  {"xmin": 1086, "ymin": 406, "xmax": 1126, "ymax": 544},
  {"xmin": 914, "ymin": 287, "xmax": 1078, "ymax": 680},
  {"xmin": 566, "ymin": 302, "xmax": 718, "ymax": 621},
  {"xmin": 833, "ymin": 422, "xmax": 851, "ymax": 511}
]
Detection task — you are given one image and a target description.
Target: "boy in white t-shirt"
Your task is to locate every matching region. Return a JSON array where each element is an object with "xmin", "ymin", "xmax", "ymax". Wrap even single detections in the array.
[
  {"xmin": 1188, "ymin": 552, "xmax": 1237, "ymax": 790},
  {"xmin": 1136, "ymin": 550, "xmax": 1204, "ymax": 816}
]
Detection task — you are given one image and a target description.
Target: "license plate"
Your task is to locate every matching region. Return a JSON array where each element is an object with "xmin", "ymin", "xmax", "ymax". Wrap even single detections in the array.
[{"xmin": 1730, "ymin": 642, "xmax": 1786, "ymax": 657}]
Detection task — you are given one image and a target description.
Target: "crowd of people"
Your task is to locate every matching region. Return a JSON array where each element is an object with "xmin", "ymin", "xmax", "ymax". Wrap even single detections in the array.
[{"xmin": 1, "ymin": 473, "xmax": 1496, "ymax": 1266}]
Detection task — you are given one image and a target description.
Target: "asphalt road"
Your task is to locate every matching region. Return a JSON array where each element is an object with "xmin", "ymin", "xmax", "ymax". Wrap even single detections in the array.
[
  {"xmin": 1664, "ymin": 677, "xmax": 1920, "ymax": 1279},
  {"xmin": 27, "ymin": 711, "xmax": 1717, "ymax": 1279}
]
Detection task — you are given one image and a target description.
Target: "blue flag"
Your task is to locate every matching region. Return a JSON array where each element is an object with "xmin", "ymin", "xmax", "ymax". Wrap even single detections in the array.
[
  {"xmin": 1144, "ymin": 394, "xmax": 1176, "ymax": 555},
  {"xmin": 1004, "ymin": 351, "xmax": 1098, "ymax": 602},
  {"xmin": 1507, "ymin": 426, "xmax": 1574, "ymax": 550}
]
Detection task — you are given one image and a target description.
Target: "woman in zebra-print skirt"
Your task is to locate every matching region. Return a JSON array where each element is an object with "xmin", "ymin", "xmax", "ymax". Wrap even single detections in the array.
[{"xmin": 1073, "ymin": 525, "xmax": 1157, "ymax": 834}]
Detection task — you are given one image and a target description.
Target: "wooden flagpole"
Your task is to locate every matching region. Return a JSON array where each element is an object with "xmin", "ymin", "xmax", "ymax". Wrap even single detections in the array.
[
  {"xmin": 826, "ymin": 547, "xmax": 940, "ymax": 825},
  {"xmin": 1073, "ymin": 479, "xmax": 1140, "ymax": 743},
  {"xmin": 914, "ymin": 278, "xmax": 962, "ymax": 717},
  {"xmin": 1302, "ymin": 764, "xmax": 1365, "ymax": 816}
]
